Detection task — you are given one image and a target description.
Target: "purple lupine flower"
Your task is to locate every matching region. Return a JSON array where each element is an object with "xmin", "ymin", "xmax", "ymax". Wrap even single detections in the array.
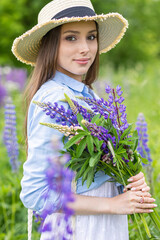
[
  {"xmin": 35, "ymin": 147, "xmax": 74, "ymax": 239},
  {"xmin": 105, "ymin": 85, "xmax": 111, "ymax": 94},
  {"xmin": 0, "ymin": 83, "xmax": 7, "ymax": 106},
  {"xmin": 106, "ymin": 86, "xmax": 128, "ymax": 132},
  {"xmin": 81, "ymin": 120, "xmax": 116, "ymax": 153},
  {"xmin": 80, "ymin": 85, "xmax": 128, "ymax": 133},
  {"xmin": 71, "ymin": 99, "xmax": 95, "ymax": 121},
  {"xmin": 116, "ymin": 85, "xmax": 123, "ymax": 96},
  {"xmin": 79, "ymin": 97, "xmax": 110, "ymax": 120},
  {"xmin": 3, "ymin": 97, "xmax": 20, "ymax": 172},
  {"xmin": 136, "ymin": 113, "xmax": 152, "ymax": 164},
  {"xmin": 39, "ymin": 101, "xmax": 78, "ymax": 126}
]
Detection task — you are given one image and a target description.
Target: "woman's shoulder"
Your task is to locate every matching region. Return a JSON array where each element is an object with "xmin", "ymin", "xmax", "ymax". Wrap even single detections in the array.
[{"xmin": 32, "ymin": 78, "xmax": 75, "ymax": 103}]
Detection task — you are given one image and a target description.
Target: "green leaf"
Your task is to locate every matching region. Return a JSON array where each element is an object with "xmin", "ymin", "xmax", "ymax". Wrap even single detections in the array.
[
  {"xmin": 77, "ymin": 113, "xmax": 83, "ymax": 125},
  {"xmin": 91, "ymin": 114, "xmax": 101, "ymax": 123},
  {"xmin": 71, "ymin": 164, "xmax": 84, "ymax": 172},
  {"xmin": 64, "ymin": 157, "xmax": 86, "ymax": 168},
  {"xmin": 121, "ymin": 136, "xmax": 137, "ymax": 141},
  {"xmin": 119, "ymin": 140, "xmax": 134, "ymax": 145},
  {"xmin": 93, "ymin": 136, "xmax": 99, "ymax": 147},
  {"xmin": 64, "ymin": 133, "xmax": 86, "ymax": 149},
  {"xmin": 132, "ymin": 162, "xmax": 139, "ymax": 171},
  {"xmin": 127, "ymin": 161, "xmax": 134, "ymax": 169},
  {"xmin": 75, "ymin": 159, "xmax": 89, "ymax": 181},
  {"xmin": 76, "ymin": 129, "xmax": 87, "ymax": 133},
  {"xmin": 93, "ymin": 137, "xmax": 103, "ymax": 151},
  {"xmin": 141, "ymin": 157, "xmax": 149, "ymax": 165},
  {"xmin": 120, "ymin": 124, "xmax": 133, "ymax": 140},
  {"xmin": 82, "ymin": 166, "xmax": 92, "ymax": 185},
  {"xmin": 64, "ymin": 160, "xmax": 72, "ymax": 168},
  {"xmin": 87, "ymin": 168, "xmax": 95, "ymax": 188},
  {"xmin": 115, "ymin": 145, "xmax": 126, "ymax": 154},
  {"xmin": 122, "ymin": 152, "xmax": 129, "ymax": 160},
  {"xmin": 89, "ymin": 151, "xmax": 102, "ymax": 167},
  {"xmin": 87, "ymin": 135, "xmax": 94, "ymax": 155},
  {"xmin": 77, "ymin": 113, "xmax": 89, "ymax": 131},
  {"xmin": 111, "ymin": 126, "xmax": 119, "ymax": 142},
  {"xmin": 76, "ymin": 137, "xmax": 87, "ymax": 158},
  {"xmin": 132, "ymin": 130, "xmax": 139, "ymax": 151}
]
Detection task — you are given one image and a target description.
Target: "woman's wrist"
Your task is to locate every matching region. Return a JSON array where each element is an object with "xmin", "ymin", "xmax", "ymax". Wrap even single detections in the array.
[
  {"xmin": 98, "ymin": 197, "xmax": 112, "ymax": 215},
  {"xmin": 67, "ymin": 194, "xmax": 112, "ymax": 215}
]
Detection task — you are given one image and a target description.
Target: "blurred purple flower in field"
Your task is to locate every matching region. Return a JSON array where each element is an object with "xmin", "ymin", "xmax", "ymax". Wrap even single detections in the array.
[
  {"xmin": 3, "ymin": 97, "xmax": 20, "ymax": 172},
  {"xmin": 136, "ymin": 113, "xmax": 152, "ymax": 164},
  {"xmin": 0, "ymin": 83, "xmax": 7, "ymax": 106},
  {"xmin": 35, "ymin": 142, "xmax": 74, "ymax": 239},
  {"xmin": 6, "ymin": 68, "xmax": 27, "ymax": 91}
]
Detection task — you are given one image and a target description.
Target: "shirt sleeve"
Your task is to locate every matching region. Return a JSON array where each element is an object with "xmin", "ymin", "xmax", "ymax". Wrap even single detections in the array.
[{"xmin": 20, "ymin": 86, "xmax": 73, "ymax": 214}]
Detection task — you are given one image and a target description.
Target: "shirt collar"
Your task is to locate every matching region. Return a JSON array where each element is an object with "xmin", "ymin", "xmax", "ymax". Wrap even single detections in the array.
[{"xmin": 52, "ymin": 70, "xmax": 86, "ymax": 93}]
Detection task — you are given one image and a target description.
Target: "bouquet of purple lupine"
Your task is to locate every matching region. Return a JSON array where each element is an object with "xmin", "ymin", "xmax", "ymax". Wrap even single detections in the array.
[{"xmin": 34, "ymin": 85, "xmax": 160, "ymax": 239}]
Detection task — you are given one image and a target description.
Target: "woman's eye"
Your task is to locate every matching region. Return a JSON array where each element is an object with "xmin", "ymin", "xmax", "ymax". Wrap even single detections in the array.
[
  {"xmin": 88, "ymin": 35, "xmax": 97, "ymax": 40},
  {"xmin": 65, "ymin": 36, "xmax": 76, "ymax": 41}
]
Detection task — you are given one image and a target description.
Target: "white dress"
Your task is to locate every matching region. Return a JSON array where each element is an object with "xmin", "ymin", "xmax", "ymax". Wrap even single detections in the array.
[{"xmin": 40, "ymin": 182, "xmax": 129, "ymax": 240}]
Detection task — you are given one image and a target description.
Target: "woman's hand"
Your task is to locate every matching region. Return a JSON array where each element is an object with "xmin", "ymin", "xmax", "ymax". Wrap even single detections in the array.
[
  {"xmin": 123, "ymin": 171, "xmax": 150, "ymax": 192},
  {"xmin": 109, "ymin": 190, "xmax": 156, "ymax": 215}
]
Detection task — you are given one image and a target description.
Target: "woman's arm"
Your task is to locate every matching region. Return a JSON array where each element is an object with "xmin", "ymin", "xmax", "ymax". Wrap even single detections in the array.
[
  {"xmin": 21, "ymin": 88, "xmax": 70, "ymax": 213},
  {"xmin": 67, "ymin": 172, "xmax": 156, "ymax": 215},
  {"xmin": 68, "ymin": 172, "xmax": 157, "ymax": 214},
  {"xmin": 67, "ymin": 190, "xmax": 156, "ymax": 215}
]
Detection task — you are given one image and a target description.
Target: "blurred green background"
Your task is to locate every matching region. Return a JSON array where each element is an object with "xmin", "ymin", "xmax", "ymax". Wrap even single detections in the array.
[{"xmin": 0, "ymin": 0, "xmax": 160, "ymax": 239}]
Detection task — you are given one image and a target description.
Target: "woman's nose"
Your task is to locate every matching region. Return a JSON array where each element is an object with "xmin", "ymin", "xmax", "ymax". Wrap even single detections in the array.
[{"xmin": 79, "ymin": 39, "xmax": 89, "ymax": 54}]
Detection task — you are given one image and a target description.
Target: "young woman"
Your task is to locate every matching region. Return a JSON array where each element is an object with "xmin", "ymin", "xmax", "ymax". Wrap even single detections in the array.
[{"xmin": 12, "ymin": 0, "xmax": 156, "ymax": 239}]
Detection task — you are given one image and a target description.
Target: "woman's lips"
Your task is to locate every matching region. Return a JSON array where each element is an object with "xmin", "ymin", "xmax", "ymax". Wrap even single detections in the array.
[{"xmin": 74, "ymin": 58, "xmax": 90, "ymax": 65}]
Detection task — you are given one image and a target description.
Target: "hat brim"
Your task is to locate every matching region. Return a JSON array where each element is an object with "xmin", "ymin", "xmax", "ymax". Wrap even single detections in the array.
[{"xmin": 12, "ymin": 13, "xmax": 128, "ymax": 66}]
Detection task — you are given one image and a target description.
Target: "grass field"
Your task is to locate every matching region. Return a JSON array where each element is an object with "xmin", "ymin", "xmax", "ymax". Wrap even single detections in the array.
[{"xmin": 0, "ymin": 61, "xmax": 160, "ymax": 239}]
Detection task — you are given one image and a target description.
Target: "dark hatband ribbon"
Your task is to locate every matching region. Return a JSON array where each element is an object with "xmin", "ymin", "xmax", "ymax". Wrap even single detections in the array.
[{"xmin": 52, "ymin": 6, "xmax": 96, "ymax": 20}]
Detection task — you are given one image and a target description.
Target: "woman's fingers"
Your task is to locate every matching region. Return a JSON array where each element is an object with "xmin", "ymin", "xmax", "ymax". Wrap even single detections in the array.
[
  {"xmin": 126, "ymin": 178, "xmax": 145, "ymax": 189},
  {"xmin": 136, "ymin": 202, "xmax": 157, "ymax": 209},
  {"xmin": 142, "ymin": 186, "xmax": 150, "ymax": 192},
  {"xmin": 112, "ymin": 190, "xmax": 156, "ymax": 215},
  {"xmin": 135, "ymin": 191, "xmax": 151, "ymax": 198},
  {"xmin": 126, "ymin": 172, "xmax": 150, "ymax": 192},
  {"xmin": 123, "ymin": 187, "xmax": 151, "ymax": 196},
  {"xmin": 129, "ymin": 184, "xmax": 150, "ymax": 192},
  {"xmin": 123, "ymin": 184, "xmax": 150, "ymax": 192},
  {"xmin": 136, "ymin": 196, "xmax": 155, "ymax": 204},
  {"xmin": 134, "ymin": 208, "xmax": 154, "ymax": 213},
  {"xmin": 128, "ymin": 172, "xmax": 144, "ymax": 182}
]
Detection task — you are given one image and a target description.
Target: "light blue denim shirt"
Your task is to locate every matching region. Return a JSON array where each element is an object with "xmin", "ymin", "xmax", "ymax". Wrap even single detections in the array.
[{"xmin": 20, "ymin": 71, "xmax": 122, "ymax": 214}]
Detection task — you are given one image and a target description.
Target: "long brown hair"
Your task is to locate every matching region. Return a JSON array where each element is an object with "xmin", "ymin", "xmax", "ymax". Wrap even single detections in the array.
[{"xmin": 24, "ymin": 22, "xmax": 99, "ymax": 142}]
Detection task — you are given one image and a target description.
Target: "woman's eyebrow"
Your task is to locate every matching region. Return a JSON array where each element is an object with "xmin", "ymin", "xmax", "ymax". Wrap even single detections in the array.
[{"xmin": 63, "ymin": 30, "xmax": 97, "ymax": 34}]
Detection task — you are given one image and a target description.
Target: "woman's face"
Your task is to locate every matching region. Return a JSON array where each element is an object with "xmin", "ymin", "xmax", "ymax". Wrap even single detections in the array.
[{"xmin": 57, "ymin": 21, "xmax": 98, "ymax": 82}]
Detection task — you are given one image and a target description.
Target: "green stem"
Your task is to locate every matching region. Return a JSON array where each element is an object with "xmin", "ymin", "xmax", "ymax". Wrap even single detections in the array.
[
  {"xmin": 107, "ymin": 141, "xmax": 145, "ymax": 239},
  {"xmin": 11, "ymin": 188, "xmax": 16, "ymax": 236},
  {"xmin": 99, "ymin": 160, "xmax": 121, "ymax": 178},
  {"xmin": 123, "ymin": 164, "xmax": 134, "ymax": 177},
  {"xmin": 107, "ymin": 141, "xmax": 126, "ymax": 185},
  {"xmin": 134, "ymin": 213, "xmax": 144, "ymax": 240},
  {"xmin": 153, "ymin": 209, "xmax": 160, "ymax": 223},
  {"xmin": 116, "ymin": 160, "xmax": 126, "ymax": 187},
  {"xmin": 139, "ymin": 213, "xmax": 151, "ymax": 238},
  {"xmin": 1, "ymin": 188, "xmax": 9, "ymax": 233},
  {"xmin": 149, "ymin": 210, "xmax": 160, "ymax": 231}
]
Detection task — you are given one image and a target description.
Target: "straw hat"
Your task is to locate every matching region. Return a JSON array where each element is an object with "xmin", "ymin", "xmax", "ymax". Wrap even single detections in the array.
[{"xmin": 12, "ymin": 0, "xmax": 128, "ymax": 66}]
